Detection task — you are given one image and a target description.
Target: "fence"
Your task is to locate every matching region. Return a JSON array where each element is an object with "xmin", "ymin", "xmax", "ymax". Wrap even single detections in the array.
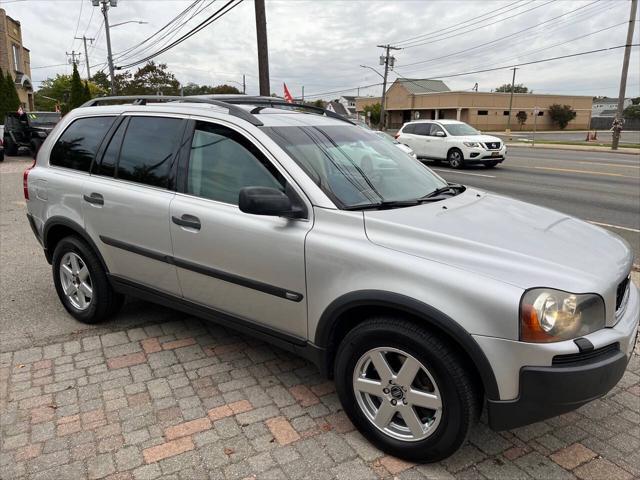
[{"xmin": 590, "ymin": 117, "xmax": 640, "ymax": 130}]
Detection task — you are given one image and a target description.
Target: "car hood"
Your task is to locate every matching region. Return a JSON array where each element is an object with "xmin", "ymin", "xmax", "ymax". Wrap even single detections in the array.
[
  {"xmin": 452, "ymin": 134, "xmax": 503, "ymax": 144},
  {"xmin": 364, "ymin": 189, "xmax": 633, "ymax": 293}
]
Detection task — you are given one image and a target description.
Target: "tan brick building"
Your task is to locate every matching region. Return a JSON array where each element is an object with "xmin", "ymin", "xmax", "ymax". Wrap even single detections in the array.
[
  {"xmin": 0, "ymin": 8, "xmax": 33, "ymax": 110},
  {"xmin": 356, "ymin": 78, "xmax": 593, "ymax": 131}
]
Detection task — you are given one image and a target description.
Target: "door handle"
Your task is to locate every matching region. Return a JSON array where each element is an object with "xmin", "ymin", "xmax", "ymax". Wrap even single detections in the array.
[
  {"xmin": 83, "ymin": 193, "xmax": 104, "ymax": 206},
  {"xmin": 172, "ymin": 214, "xmax": 201, "ymax": 231}
]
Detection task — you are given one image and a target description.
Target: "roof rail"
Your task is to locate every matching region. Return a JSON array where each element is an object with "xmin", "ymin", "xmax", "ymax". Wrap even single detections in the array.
[
  {"xmin": 80, "ymin": 95, "xmax": 356, "ymax": 126},
  {"xmin": 80, "ymin": 95, "xmax": 264, "ymax": 126},
  {"xmin": 214, "ymin": 97, "xmax": 356, "ymax": 125}
]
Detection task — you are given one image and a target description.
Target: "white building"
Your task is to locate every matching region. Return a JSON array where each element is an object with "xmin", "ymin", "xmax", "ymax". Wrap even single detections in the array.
[{"xmin": 592, "ymin": 97, "xmax": 632, "ymax": 116}]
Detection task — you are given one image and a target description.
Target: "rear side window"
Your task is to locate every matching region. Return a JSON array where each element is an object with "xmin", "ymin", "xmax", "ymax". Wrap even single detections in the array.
[
  {"xmin": 414, "ymin": 123, "xmax": 430, "ymax": 136},
  {"xmin": 116, "ymin": 116, "xmax": 183, "ymax": 188},
  {"xmin": 430, "ymin": 124, "xmax": 445, "ymax": 136},
  {"xmin": 95, "ymin": 119, "xmax": 127, "ymax": 178},
  {"xmin": 402, "ymin": 124, "xmax": 416, "ymax": 134},
  {"xmin": 50, "ymin": 116, "xmax": 115, "ymax": 171}
]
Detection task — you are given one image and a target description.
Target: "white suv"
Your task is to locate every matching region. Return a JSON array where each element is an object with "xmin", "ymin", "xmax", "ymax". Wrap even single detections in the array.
[
  {"xmin": 24, "ymin": 95, "xmax": 638, "ymax": 462},
  {"xmin": 396, "ymin": 120, "xmax": 506, "ymax": 168}
]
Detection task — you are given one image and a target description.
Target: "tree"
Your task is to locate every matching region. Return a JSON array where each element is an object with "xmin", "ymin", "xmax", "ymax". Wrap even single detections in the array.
[
  {"xmin": 311, "ymin": 99, "xmax": 325, "ymax": 108},
  {"xmin": 69, "ymin": 62, "xmax": 85, "ymax": 110},
  {"xmin": 5, "ymin": 72, "xmax": 21, "ymax": 111},
  {"xmin": 548, "ymin": 104, "xmax": 576, "ymax": 129},
  {"xmin": 516, "ymin": 110, "xmax": 527, "ymax": 130},
  {"xmin": 83, "ymin": 81, "xmax": 92, "ymax": 104},
  {"xmin": 630, "ymin": 97, "xmax": 640, "ymax": 106},
  {"xmin": 126, "ymin": 61, "xmax": 180, "ymax": 95},
  {"xmin": 363, "ymin": 102, "xmax": 381, "ymax": 126},
  {"xmin": 623, "ymin": 104, "xmax": 640, "ymax": 119},
  {"xmin": 495, "ymin": 83, "xmax": 529, "ymax": 93}
]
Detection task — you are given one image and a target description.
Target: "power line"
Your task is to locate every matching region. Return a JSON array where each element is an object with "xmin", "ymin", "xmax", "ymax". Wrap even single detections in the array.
[
  {"xmin": 392, "ymin": 0, "xmax": 528, "ymax": 46},
  {"xmin": 69, "ymin": 0, "xmax": 84, "ymax": 51},
  {"xmin": 31, "ymin": 63, "xmax": 69, "ymax": 70},
  {"xmin": 399, "ymin": 0, "xmax": 599, "ymax": 68},
  {"xmin": 117, "ymin": 0, "xmax": 243, "ymax": 70},
  {"xmin": 304, "ymin": 82, "xmax": 383, "ymax": 99}
]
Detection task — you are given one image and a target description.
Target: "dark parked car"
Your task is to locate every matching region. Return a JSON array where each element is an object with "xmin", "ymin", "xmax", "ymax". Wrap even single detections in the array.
[{"xmin": 3, "ymin": 111, "xmax": 61, "ymax": 156}]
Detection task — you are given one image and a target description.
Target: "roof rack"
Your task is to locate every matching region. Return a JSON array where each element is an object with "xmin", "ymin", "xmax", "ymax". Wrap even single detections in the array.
[
  {"xmin": 81, "ymin": 95, "xmax": 356, "ymax": 126},
  {"xmin": 81, "ymin": 95, "xmax": 264, "ymax": 126}
]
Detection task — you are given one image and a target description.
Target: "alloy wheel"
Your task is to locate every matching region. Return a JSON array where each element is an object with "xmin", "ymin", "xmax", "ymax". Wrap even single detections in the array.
[
  {"xmin": 59, "ymin": 252, "xmax": 93, "ymax": 310},
  {"xmin": 353, "ymin": 347, "xmax": 443, "ymax": 442}
]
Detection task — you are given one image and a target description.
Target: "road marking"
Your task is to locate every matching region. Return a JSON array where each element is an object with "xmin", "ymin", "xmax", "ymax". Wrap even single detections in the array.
[
  {"xmin": 588, "ymin": 221, "xmax": 640, "ymax": 233},
  {"xmin": 509, "ymin": 165, "xmax": 627, "ymax": 177},
  {"xmin": 431, "ymin": 169, "xmax": 496, "ymax": 178},
  {"xmin": 578, "ymin": 161, "xmax": 640, "ymax": 169}
]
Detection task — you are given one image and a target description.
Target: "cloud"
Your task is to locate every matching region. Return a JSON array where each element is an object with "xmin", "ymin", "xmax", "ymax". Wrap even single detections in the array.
[{"xmin": 6, "ymin": 0, "xmax": 639, "ymax": 99}]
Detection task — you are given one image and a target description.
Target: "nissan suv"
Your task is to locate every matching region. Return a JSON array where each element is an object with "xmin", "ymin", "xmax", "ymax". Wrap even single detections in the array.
[
  {"xmin": 396, "ymin": 120, "xmax": 506, "ymax": 168},
  {"xmin": 24, "ymin": 95, "xmax": 639, "ymax": 462}
]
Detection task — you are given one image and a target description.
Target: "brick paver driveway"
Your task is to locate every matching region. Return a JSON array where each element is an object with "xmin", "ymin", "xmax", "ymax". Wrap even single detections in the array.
[{"xmin": 1, "ymin": 316, "xmax": 639, "ymax": 480}]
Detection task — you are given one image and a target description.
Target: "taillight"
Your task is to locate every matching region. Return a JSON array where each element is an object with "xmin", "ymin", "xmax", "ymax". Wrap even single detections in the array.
[
  {"xmin": 394, "ymin": 133, "xmax": 400, "ymax": 139},
  {"xmin": 23, "ymin": 160, "xmax": 35, "ymax": 200}
]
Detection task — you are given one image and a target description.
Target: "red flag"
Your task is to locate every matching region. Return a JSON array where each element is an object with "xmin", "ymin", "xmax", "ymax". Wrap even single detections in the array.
[
  {"xmin": 17, "ymin": 106, "xmax": 24, "ymax": 115},
  {"xmin": 283, "ymin": 83, "xmax": 293, "ymax": 103}
]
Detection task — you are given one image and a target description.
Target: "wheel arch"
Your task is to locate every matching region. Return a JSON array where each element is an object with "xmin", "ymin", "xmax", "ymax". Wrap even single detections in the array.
[
  {"xmin": 314, "ymin": 290, "xmax": 499, "ymax": 400},
  {"xmin": 43, "ymin": 217, "xmax": 109, "ymax": 273},
  {"xmin": 447, "ymin": 146, "xmax": 463, "ymax": 159}
]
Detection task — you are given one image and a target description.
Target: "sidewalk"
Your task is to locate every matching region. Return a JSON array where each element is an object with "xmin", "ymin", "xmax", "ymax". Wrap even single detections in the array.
[
  {"xmin": 505, "ymin": 142, "xmax": 640, "ymax": 155},
  {"xmin": 1, "ymin": 315, "xmax": 639, "ymax": 480}
]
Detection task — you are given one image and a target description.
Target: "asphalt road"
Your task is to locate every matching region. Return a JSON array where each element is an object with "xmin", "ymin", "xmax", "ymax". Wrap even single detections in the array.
[
  {"xmin": 427, "ymin": 146, "xmax": 640, "ymax": 262},
  {"xmin": 1, "ymin": 150, "xmax": 638, "ymax": 352}
]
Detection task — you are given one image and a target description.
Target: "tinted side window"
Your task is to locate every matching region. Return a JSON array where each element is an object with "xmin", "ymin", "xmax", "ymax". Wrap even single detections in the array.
[
  {"xmin": 50, "ymin": 116, "xmax": 115, "ymax": 172},
  {"xmin": 187, "ymin": 122, "xmax": 284, "ymax": 205},
  {"xmin": 95, "ymin": 118, "xmax": 127, "ymax": 177},
  {"xmin": 414, "ymin": 123, "xmax": 431, "ymax": 136},
  {"xmin": 402, "ymin": 124, "xmax": 416, "ymax": 134},
  {"xmin": 116, "ymin": 116, "xmax": 182, "ymax": 188}
]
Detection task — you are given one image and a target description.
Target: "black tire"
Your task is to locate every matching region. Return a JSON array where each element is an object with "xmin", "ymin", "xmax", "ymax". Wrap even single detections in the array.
[
  {"xmin": 334, "ymin": 317, "xmax": 479, "ymax": 463},
  {"xmin": 4, "ymin": 138, "xmax": 18, "ymax": 156},
  {"xmin": 52, "ymin": 236, "xmax": 124, "ymax": 324},
  {"xmin": 30, "ymin": 139, "xmax": 42, "ymax": 157},
  {"xmin": 0, "ymin": 149, "xmax": 4, "ymax": 162},
  {"xmin": 484, "ymin": 161, "xmax": 499, "ymax": 168},
  {"xmin": 447, "ymin": 148, "xmax": 464, "ymax": 169}
]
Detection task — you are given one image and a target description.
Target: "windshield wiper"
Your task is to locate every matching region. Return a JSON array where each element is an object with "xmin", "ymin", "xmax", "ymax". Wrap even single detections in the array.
[
  {"xmin": 420, "ymin": 183, "xmax": 465, "ymax": 199},
  {"xmin": 344, "ymin": 199, "xmax": 422, "ymax": 211}
]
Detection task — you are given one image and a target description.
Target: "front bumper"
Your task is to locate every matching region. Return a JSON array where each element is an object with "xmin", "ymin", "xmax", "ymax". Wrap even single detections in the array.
[
  {"xmin": 476, "ymin": 282, "xmax": 639, "ymax": 430},
  {"xmin": 462, "ymin": 145, "xmax": 507, "ymax": 163}
]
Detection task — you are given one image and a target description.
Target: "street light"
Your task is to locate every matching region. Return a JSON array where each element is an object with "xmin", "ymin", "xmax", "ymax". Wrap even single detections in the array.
[
  {"xmin": 111, "ymin": 20, "xmax": 148, "ymax": 28},
  {"xmin": 360, "ymin": 65, "xmax": 384, "ymax": 79}
]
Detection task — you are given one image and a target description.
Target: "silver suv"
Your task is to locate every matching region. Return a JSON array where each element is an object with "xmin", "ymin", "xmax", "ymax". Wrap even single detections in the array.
[{"xmin": 24, "ymin": 95, "xmax": 639, "ymax": 462}]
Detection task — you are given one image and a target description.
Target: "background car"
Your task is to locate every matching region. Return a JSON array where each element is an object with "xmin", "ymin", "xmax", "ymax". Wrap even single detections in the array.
[
  {"xmin": 396, "ymin": 120, "xmax": 506, "ymax": 168},
  {"xmin": 3, "ymin": 111, "xmax": 61, "ymax": 157}
]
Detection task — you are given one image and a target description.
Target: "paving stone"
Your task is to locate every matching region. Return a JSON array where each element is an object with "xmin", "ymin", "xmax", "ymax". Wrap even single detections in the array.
[
  {"xmin": 87, "ymin": 453, "xmax": 116, "ymax": 479},
  {"xmin": 574, "ymin": 457, "xmax": 634, "ymax": 480},
  {"xmin": 550, "ymin": 442, "xmax": 597, "ymax": 470},
  {"xmin": 101, "ymin": 332, "xmax": 130, "ymax": 348},
  {"xmin": 514, "ymin": 452, "xmax": 574, "ymax": 479}
]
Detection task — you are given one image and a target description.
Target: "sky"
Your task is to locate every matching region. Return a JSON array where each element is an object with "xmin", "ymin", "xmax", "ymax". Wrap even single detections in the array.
[{"xmin": 2, "ymin": 0, "xmax": 639, "ymax": 100}]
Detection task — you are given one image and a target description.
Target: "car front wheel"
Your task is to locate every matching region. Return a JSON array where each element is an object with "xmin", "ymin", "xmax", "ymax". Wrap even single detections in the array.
[
  {"xmin": 447, "ymin": 149, "xmax": 464, "ymax": 169},
  {"xmin": 334, "ymin": 317, "xmax": 479, "ymax": 462}
]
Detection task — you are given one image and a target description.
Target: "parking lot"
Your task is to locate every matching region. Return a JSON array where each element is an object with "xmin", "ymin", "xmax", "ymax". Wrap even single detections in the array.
[{"xmin": 1, "ymin": 153, "xmax": 639, "ymax": 480}]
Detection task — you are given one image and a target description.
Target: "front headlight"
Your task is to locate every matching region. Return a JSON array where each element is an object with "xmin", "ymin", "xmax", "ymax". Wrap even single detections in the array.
[
  {"xmin": 520, "ymin": 288, "xmax": 604, "ymax": 343},
  {"xmin": 463, "ymin": 142, "xmax": 480, "ymax": 147}
]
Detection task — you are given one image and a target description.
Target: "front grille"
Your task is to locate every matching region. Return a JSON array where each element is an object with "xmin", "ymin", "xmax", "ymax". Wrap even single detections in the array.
[
  {"xmin": 484, "ymin": 141, "xmax": 501, "ymax": 150},
  {"xmin": 552, "ymin": 342, "xmax": 619, "ymax": 366},
  {"xmin": 616, "ymin": 276, "xmax": 630, "ymax": 311}
]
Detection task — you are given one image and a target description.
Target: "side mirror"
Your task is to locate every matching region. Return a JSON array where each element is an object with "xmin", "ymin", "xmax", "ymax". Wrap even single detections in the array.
[
  {"xmin": 239, "ymin": 187, "xmax": 302, "ymax": 218},
  {"xmin": 435, "ymin": 131, "xmax": 446, "ymax": 137}
]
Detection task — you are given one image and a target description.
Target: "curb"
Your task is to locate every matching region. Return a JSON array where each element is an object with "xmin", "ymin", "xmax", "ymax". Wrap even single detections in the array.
[{"xmin": 505, "ymin": 143, "xmax": 640, "ymax": 155}]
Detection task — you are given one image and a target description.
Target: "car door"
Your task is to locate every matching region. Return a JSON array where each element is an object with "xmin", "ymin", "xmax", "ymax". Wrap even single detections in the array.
[
  {"xmin": 82, "ymin": 114, "xmax": 186, "ymax": 296},
  {"xmin": 428, "ymin": 123, "xmax": 449, "ymax": 159},
  {"xmin": 170, "ymin": 119, "xmax": 312, "ymax": 339},
  {"xmin": 410, "ymin": 122, "xmax": 433, "ymax": 158}
]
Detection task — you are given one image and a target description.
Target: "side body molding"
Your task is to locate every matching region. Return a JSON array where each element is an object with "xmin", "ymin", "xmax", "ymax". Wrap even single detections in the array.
[
  {"xmin": 315, "ymin": 290, "xmax": 500, "ymax": 400},
  {"xmin": 42, "ymin": 216, "xmax": 109, "ymax": 272}
]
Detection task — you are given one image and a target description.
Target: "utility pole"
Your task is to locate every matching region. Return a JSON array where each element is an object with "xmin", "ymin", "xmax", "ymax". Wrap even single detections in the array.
[
  {"xmin": 75, "ymin": 36, "xmax": 95, "ymax": 79},
  {"xmin": 301, "ymin": 86, "xmax": 304, "ymax": 102},
  {"xmin": 242, "ymin": 74, "xmax": 246, "ymax": 94},
  {"xmin": 254, "ymin": 0, "xmax": 270, "ymax": 96},
  {"xmin": 66, "ymin": 50, "xmax": 81, "ymax": 67},
  {"xmin": 506, "ymin": 67, "xmax": 518, "ymax": 134},
  {"xmin": 612, "ymin": 0, "xmax": 637, "ymax": 150},
  {"xmin": 377, "ymin": 44, "xmax": 401, "ymax": 131},
  {"xmin": 92, "ymin": 0, "xmax": 118, "ymax": 94}
]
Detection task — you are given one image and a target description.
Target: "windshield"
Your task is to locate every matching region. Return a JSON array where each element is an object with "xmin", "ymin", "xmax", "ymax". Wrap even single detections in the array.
[
  {"xmin": 28, "ymin": 112, "xmax": 61, "ymax": 126},
  {"xmin": 262, "ymin": 125, "xmax": 447, "ymax": 209},
  {"xmin": 443, "ymin": 123, "xmax": 480, "ymax": 136}
]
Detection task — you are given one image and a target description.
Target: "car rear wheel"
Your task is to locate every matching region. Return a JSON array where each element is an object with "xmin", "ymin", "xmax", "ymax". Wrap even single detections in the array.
[
  {"xmin": 334, "ymin": 317, "xmax": 479, "ymax": 462},
  {"xmin": 52, "ymin": 236, "xmax": 124, "ymax": 324},
  {"xmin": 447, "ymin": 149, "xmax": 464, "ymax": 169},
  {"xmin": 4, "ymin": 138, "xmax": 18, "ymax": 156}
]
